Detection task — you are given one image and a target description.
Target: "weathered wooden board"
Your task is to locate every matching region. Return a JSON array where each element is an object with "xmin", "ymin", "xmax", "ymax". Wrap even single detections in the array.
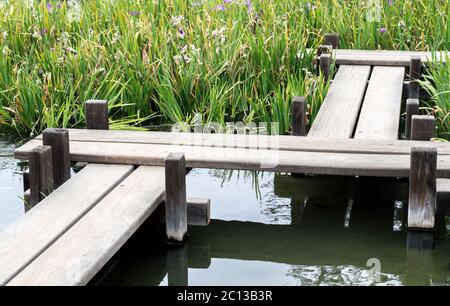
[
  {"xmin": 10, "ymin": 139, "xmax": 450, "ymax": 178},
  {"xmin": 8, "ymin": 166, "xmax": 165, "ymax": 286},
  {"xmin": 325, "ymin": 49, "xmax": 448, "ymax": 66},
  {"xmin": 0, "ymin": 164, "xmax": 134, "ymax": 285},
  {"xmin": 355, "ymin": 66, "xmax": 405, "ymax": 139},
  {"xmin": 437, "ymin": 179, "xmax": 450, "ymax": 215},
  {"xmin": 15, "ymin": 130, "xmax": 450, "ymax": 158},
  {"xmin": 308, "ymin": 66, "xmax": 371, "ymax": 138}
]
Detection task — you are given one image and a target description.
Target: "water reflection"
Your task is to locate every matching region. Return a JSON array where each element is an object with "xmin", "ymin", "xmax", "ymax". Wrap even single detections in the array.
[{"xmin": 93, "ymin": 170, "xmax": 450, "ymax": 286}]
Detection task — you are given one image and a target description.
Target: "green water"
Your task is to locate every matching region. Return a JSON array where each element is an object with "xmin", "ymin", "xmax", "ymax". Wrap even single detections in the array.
[{"xmin": 1, "ymin": 137, "xmax": 449, "ymax": 286}]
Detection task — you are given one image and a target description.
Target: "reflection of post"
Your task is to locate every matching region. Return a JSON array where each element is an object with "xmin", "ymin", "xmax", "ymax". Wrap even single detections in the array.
[
  {"xmin": 167, "ymin": 244, "xmax": 188, "ymax": 286},
  {"xmin": 290, "ymin": 197, "xmax": 306, "ymax": 225},
  {"xmin": 405, "ymin": 234, "xmax": 433, "ymax": 285}
]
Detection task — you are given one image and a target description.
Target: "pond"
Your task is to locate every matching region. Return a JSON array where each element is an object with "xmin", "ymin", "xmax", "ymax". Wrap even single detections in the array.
[{"xmin": 0, "ymin": 136, "xmax": 449, "ymax": 286}]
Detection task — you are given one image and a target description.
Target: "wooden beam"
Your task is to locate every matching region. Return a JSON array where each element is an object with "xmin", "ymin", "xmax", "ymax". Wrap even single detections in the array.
[
  {"xmin": 18, "ymin": 129, "xmax": 450, "ymax": 156},
  {"xmin": 85, "ymin": 100, "xmax": 109, "ymax": 130},
  {"xmin": 42, "ymin": 129, "xmax": 71, "ymax": 188},
  {"xmin": 405, "ymin": 99, "xmax": 420, "ymax": 140},
  {"xmin": 408, "ymin": 147, "xmax": 437, "ymax": 230},
  {"xmin": 151, "ymin": 197, "xmax": 210, "ymax": 226},
  {"xmin": 409, "ymin": 56, "xmax": 422, "ymax": 99},
  {"xmin": 28, "ymin": 145, "xmax": 53, "ymax": 206},
  {"xmin": 324, "ymin": 33, "xmax": 339, "ymax": 49},
  {"xmin": 165, "ymin": 153, "xmax": 187, "ymax": 242},
  {"xmin": 291, "ymin": 96, "xmax": 306, "ymax": 136},
  {"xmin": 411, "ymin": 115, "xmax": 435, "ymax": 141}
]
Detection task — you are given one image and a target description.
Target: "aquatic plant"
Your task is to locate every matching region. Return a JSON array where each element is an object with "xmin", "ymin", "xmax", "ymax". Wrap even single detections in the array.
[{"xmin": 0, "ymin": 0, "xmax": 449, "ymax": 137}]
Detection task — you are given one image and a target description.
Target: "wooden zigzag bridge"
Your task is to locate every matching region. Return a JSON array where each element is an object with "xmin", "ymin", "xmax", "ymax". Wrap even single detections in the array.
[{"xmin": 1, "ymin": 34, "xmax": 450, "ymax": 286}]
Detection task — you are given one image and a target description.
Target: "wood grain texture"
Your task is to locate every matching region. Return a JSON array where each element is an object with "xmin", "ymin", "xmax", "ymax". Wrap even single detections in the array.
[
  {"xmin": 151, "ymin": 198, "xmax": 211, "ymax": 226},
  {"xmin": 291, "ymin": 96, "xmax": 306, "ymax": 136},
  {"xmin": 308, "ymin": 65, "xmax": 371, "ymax": 138},
  {"xmin": 15, "ymin": 129, "xmax": 450, "ymax": 157},
  {"xmin": 354, "ymin": 66, "xmax": 405, "ymax": 140},
  {"xmin": 10, "ymin": 139, "xmax": 450, "ymax": 178},
  {"xmin": 85, "ymin": 100, "xmax": 109, "ymax": 130},
  {"xmin": 408, "ymin": 147, "xmax": 437, "ymax": 229},
  {"xmin": 165, "ymin": 153, "xmax": 187, "ymax": 242},
  {"xmin": 411, "ymin": 115, "xmax": 436, "ymax": 141},
  {"xmin": 437, "ymin": 179, "xmax": 450, "ymax": 215},
  {"xmin": 8, "ymin": 166, "xmax": 165, "ymax": 286},
  {"xmin": 42, "ymin": 129, "xmax": 71, "ymax": 188},
  {"xmin": 28, "ymin": 145, "xmax": 53, "ymax": 206},
  {"xmin": 405, "ymin": 99, "xmax": 420, "ymax": 140},
  {"xmin": 0, "ymin": 164, "xmax": 134, "ymax": 285}
]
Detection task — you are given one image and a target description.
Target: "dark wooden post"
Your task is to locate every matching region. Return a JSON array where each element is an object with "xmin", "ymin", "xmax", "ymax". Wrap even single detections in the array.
[
  {"xmin": 29, "ymin": 145, "xmax": 53, "ymax": 206},
  {"xmin": 165, "ymin": 152, "xmax": 187, "ymax": 242},
  {"xmin": 42, "ymin": 128, "xmax": 71, "ymax": 189},
  {"xmin": 411, "ymin": 115, "xmax": 435, "ymax": 141},
  {"xmin": 166, "ymin": 244, "xmax": 188, "ymax": 286},
  {"xmin": 405, "ymin": 99, "xmax": 419, "ymax": 140},
  {"xmin": 324, "ymin": 33, "xmax": 339, "ymax": 49},
  {"xmin": 320, "ymin": 53, "xmax": 331, "ymax": 83},
  {"xmin": 317, "ymin": 44, "xmax": 332, "ymax": 56},
  {"xmin": 409, "ymin": 56, "xmax": 422, "ymax": 99},
  {"xmin": 85, "ymin": 100, "xmax": 109, "ymax": 130},
  {"xmin": 408, "ymin": 147, "xmax": 437, "ymax": 230},
  {"xmin": 23, "ymin": 170, "xmax": 30, "ymax": 192},
  {"xmin": 291, "ymin": 96, "xmax": 306, "ymax": 136}
]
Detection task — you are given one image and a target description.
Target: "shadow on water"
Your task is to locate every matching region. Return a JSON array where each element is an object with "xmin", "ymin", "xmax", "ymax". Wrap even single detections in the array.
[{"xmin": 91, "ymin": 170, "xmax": 450, "ymax": 286}]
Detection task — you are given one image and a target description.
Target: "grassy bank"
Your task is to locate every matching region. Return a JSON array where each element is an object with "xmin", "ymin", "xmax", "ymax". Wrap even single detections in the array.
[{"xmin": 0, "ymin": 0, "xmax": 449, "ymax": 138}]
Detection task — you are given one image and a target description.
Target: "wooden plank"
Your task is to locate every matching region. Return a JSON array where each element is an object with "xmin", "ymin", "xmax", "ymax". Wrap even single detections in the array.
[
  {"xmin": 15, "ymin": 129, "xmax": 450, "ymax": 157},
  {"xmin": 308, "ymin": 65, "xmax": 371, "ymax": 138},
  {"xmin": 354, "ymin": 66, "xmax": 405, "ymax": 140},
  {"xmin": 0, "ymin": 164, "xmax": 134, "ymax": 285},
  {"xmin": 165, "ymin": 153, "xmax": 187, "ymax": 242},
  {"xmin": 437, "ymin": 179, "xmax": 450, "ymax": 215},
  {"xmin": 8, "ymin": 166, "xmax": 165, "ymax": 286},
  {"xmin": 10, "ymin": 139, "xmax": 450, "ymax": 178},
  {"xmin": 408, "ymin": 147, "xmax": 437, "ymax": 229},
  {"xmin": 324, "ymin": 49, "xmax": 449, "ymax": 66}
]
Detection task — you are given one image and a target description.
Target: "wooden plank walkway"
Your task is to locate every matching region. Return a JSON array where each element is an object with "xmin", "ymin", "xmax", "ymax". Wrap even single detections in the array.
[
  {"xmin": 8, "ymin": 166, "xmax": 165, "ymax": 286},
  {"xmin": 12, "ymin": 138, "xmax": 450, "ymax": 178},
  {"xmin": 308, "ymin": 65, "xmax": 371, "ymax": 138},
  {"xmin": 354, "ymin": 66, "xmax": 405, "ymax": 139},
  {"xmin": 321, "ymin": 49, "xmax": 449, "ymax": 66},
  {"xmin": 0, "ymin": 164, "xmax": 134, "ymax": 285}
]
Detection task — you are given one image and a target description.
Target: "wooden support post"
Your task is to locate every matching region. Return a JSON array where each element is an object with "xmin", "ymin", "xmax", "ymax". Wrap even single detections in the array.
[
  {"xmin": 165, "ymin": 153, "xmax": 187, "ymax": 242},
  {"xmin": 319, "ymin": 54, "xmax": 331, "ymax": 83},
  {"xmin": 42, "ymin": 128, "xmax": 71, "ymax": 189},
  {"xmin": 23, "ymin": 170, "xmax": 29, "ymax": 192},
  {"xmin": 291, "ymin": 96, "xmax": 307, "ymax": 136},
  {"xmin": 166, "ymin": 244, "xmax": 188, "ymax": 286},
  {"xmin": 411, "ymin": 115, "xmax": 435, "ymax": 141},
  {"xmin": 408, "ymin": 147, "xmax": 437, "ymax": 230},
  {"xmin": 85, "ymin": 100, "xmax": 109, "ymax": 130},
  {"xmin": 29, "ymin": 145, "xmax": 53, "ymax": 206},
  {"xmin": 409, "ymin": 56, "xmax": 422, "ymax": 99},
  {"xmin": 405, "ymin": 99, "xmax": 419, "ymax": 140},
  {"xmin": 324, "ymin": 33, "xmax": 339, "ymax": 49}
]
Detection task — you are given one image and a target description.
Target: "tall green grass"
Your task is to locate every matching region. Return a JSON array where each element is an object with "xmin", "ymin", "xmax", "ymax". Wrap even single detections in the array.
[{"xmin": 0, "ymin": 0, "xmax": 449, "ymax": 137}]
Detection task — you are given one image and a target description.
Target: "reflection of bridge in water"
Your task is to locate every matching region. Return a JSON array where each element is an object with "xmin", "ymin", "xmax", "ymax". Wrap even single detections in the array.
[{"xmin": 94, "ymin": 174, "xmax": 450, "ymax": 286}]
